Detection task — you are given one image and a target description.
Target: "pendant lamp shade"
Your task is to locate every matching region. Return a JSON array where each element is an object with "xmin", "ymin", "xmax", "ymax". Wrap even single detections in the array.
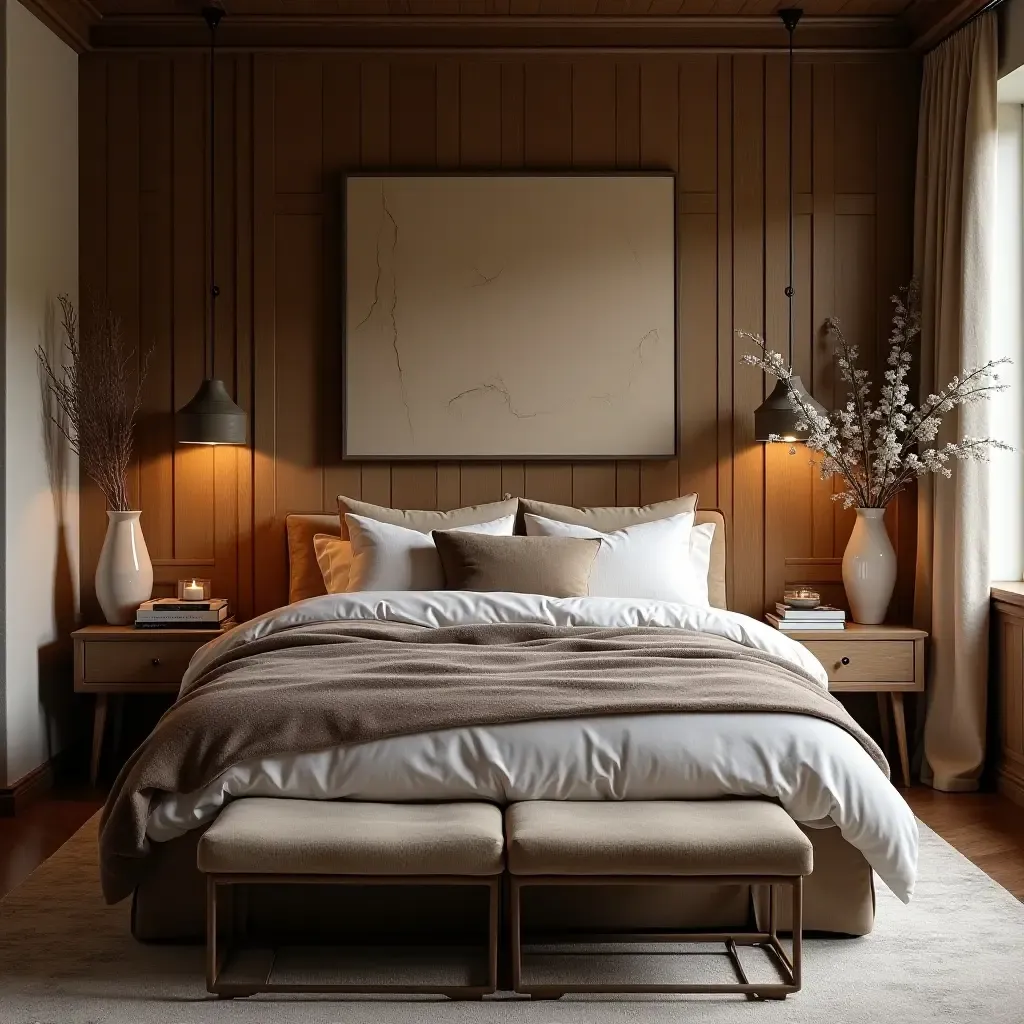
[
  {"xmin": 753, "ymin": 377, "xmax": 828, "ymax": 443},
  {"xmin": 176, "ymin": 378, "xmax": 247, "ymax": 445},
  {"xmin": 176, "ymin": 2, "xmax": 247, "ymax": 446}
]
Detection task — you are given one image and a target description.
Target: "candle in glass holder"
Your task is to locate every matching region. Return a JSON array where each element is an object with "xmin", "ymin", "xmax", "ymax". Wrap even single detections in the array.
[{"xmin": 183, "ymin": 579, "xmax": 205, "ymax": 601}]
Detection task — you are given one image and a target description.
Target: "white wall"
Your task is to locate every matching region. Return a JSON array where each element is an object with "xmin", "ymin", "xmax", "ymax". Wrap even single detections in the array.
[
  {"xmin": 991, "ymin": 103, "xmax": 1024, "ymax": 583},
  {"xmin": 2, "ymin": 0, "xmax": 78, "ymax": 785}
]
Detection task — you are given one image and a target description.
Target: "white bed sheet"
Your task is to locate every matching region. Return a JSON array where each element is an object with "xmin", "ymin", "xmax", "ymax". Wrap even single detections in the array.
[{"xmin": 148, "ymin": 592, "xmax": 919, "ymax": 903}]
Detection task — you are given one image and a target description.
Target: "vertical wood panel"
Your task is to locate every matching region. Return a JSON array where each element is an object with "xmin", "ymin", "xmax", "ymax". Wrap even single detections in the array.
[
  {"xmin": 460, "ymin": 62, "xmax": 501, "ymax": 166},
  {"xmin": 81, "ymin": 51, "xmax": 920, "ymax": 621},
  {"xmin": 571, "ymin": 57, "xmax": 617, "ymax": 507},
  {"xmin": 234, "ymin": 54, "xmax": 256, "ymax": 623},
  {"xmin": 731, "ymin": 54, "xmax": 765, "ymax": 615},
  {"xmin": 678, "ymin": 56, "xmax": 718, "ymax": 508},
  {"xmin": 764, "ymin": 53, "xmax": 794, "ymax": 609},
  {"xmin": 498, "ymin": 62, "xmax": 524, "ymax": 499},
  {"xmin": 834, "ymin": 63, "xmax": 877, "ymax": 196},
  {"xmin": 436, "ymin": 60, "xmax": 461, "ymax": 167},
  {"xmin": 252, "ymin": 55, "xmax": 278, "ymax": 612},
  {"xmin": 811, "ymin": 62, "xmax": 837, "ymax": 561},
  {"xmin": 459, "ymin": 60, "xmax": 504, "ymax": 507},
  {"xmin": 213, "ymin": 57, "xmax": 240, "ymax": 612},
  {"xmin": 323, "ymin": 58, "xmax": 364, "ymax": 512},
  {"xmin": 878, "ymin": 59, "xmax": 918, "ymax": 625},
  {"xmin": 172, "ymin": 55, "xmax": 215, "ymax": 562},
  {"xmin": 834, "ymin": 211, "xmax": 876, "ymax": 553},
  {"xmin": 389, "ymin": 59, "xmax": 439, "ymax": 509},
  {"xmin": 524, "ymin": 62, "xmax": 572, "ymax": 165},
  {"xmin": 359, "ymin": 61, "xmax": 392, "ymax": 506},
  {"xmin": 106, "ymin": 59, "xmax": 141, "ymax": 512},
  {"xmin": 524, "ymin": 61, "xmax": 572, "ymax": 502},
  {"xmin": 274, "ymin": 57, "xmax": 323, "ymax": 194},
  {"xmin": 275, "ymin": 215, "xmax": 324, "ymax": 514},
  {"xmin": 615, "ymin": 59, "xmax": 641, "ymax": 505},
  {"xmin": 138, "ymin": 58, "xmax": 174, "ymax": 564},
  {"xmin": 638, "ymin": 58, "xmax": 678, "ymax": 506},
  {"xmin": 715, "ymin": 55, "xmax": 734, "ymax": 605}
]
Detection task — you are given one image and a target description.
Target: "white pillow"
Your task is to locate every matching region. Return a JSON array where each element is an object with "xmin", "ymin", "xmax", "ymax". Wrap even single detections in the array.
[
  {"xmin": 523, "ymin": 511, "xmax": 707, "ymax": 605},
  {"xmin": 345, "ymin": 513, "xmax": 516, "ymax": 592}
]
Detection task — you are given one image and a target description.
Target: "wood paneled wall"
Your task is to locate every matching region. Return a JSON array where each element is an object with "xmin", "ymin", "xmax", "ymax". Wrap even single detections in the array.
[{"xmin": 79, "ymin": 50, "xmax": 919, "ymax": 623}]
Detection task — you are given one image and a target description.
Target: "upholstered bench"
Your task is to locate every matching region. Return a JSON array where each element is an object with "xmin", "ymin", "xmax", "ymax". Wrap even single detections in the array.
[
  {"xmin": 505, "ymin": 799, "xmax": 813, "ymax": 1000},
  {"xmin": 197, "ymin": 798, "xmax": 504, "ymax": 999}
]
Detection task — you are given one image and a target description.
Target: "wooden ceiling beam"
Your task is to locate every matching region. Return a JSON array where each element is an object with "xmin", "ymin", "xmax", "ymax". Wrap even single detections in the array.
[
  {"xmin": 903, "ymin": 0, "xmax": 996, "ymax": 51},
  {"xmin": 88, "ymin": 14, "xmax": 911, "ymax": 52},
  {"xmin": 20, "ymin": 0, "xmax": 98, "ymax": 52}
]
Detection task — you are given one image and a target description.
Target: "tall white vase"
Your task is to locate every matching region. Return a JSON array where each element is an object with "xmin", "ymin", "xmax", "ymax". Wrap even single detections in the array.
[
  {"xmin": 842, "ymin": 507, "xmax": 896, "ymax": 625},
  {"xmin": 96, "ymin": 511, "xmax": 153, "ymax": 625}
]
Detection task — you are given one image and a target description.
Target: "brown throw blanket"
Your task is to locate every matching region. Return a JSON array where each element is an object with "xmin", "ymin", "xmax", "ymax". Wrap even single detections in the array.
[{"xmin": 99, "ymin": 622, "xmax": 888, "ymax": 903}]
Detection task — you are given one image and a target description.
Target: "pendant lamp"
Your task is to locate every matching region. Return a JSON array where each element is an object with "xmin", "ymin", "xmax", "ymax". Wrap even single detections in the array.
[
  {"xmin": 176, "ymin": 3, "xmax": 247, "ymax": 446},
  {"xmin": 753, "ymin": 8, "xmax": 827, "ymax": 444}
]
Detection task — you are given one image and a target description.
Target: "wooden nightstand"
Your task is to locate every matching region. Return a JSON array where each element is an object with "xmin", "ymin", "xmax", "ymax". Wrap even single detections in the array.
[
  {"xmin": 780, "ymin": 623, "xmax": 927, "ymax": 788},
  {"xmin": 73, "ymin": 623, "xmax": 234, "ymax": 784}
]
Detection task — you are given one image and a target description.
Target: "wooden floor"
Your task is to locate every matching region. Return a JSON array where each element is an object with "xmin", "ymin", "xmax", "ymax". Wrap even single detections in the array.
[
  {"xmin": 0, "ymin": 786, "xmax": 102, "ymax": 901},
  {"xmin": 906, "ymin": 788, "xmax": 1024, "ymax": 900},
  {"xmin": 0, "ymin": 786, "xmax": 1022, "ymax": 904}
]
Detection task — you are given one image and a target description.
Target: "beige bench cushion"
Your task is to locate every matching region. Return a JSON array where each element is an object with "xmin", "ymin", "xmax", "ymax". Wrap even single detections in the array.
[
  {"xmin": 506, "ymin": 800, "xmax": 813, "ymax": 878},
  {"xmin": 198, "ymin": 799, "xmax": 505, "ymax": 877}
]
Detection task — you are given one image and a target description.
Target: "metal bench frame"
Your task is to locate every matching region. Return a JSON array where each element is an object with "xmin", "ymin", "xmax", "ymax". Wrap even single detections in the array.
[
  {"xmin": 206, "ymin": 872, "xmax": 500, "ymax": 999},
  {"xmin": 510, "ymin": 873, "xmax": 803, "ymax": 1000}
]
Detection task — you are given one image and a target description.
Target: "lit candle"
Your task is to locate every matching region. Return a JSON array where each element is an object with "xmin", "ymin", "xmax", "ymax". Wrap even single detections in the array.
[{"xmin": 183, "ymin": 579, "xmax": 204, "ymax": 601}]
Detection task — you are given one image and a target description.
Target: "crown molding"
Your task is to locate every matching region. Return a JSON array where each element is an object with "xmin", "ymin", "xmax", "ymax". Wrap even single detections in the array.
[
  {"xmin": 88, "ymin": 14, "xmax": 911, "ymax": 53},
  {"xmin": 903, "ymin": 0, "xmax": 994, "ymax": 51},
  {"xmin": 21, "ymin": 0, "xmax": 98, "ymax": 52}
]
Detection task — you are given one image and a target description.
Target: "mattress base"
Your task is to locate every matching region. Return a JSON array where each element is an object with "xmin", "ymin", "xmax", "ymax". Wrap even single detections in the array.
[{"xmin": 130, "ymin": 820, "xmax": 874, "ymax": 941}]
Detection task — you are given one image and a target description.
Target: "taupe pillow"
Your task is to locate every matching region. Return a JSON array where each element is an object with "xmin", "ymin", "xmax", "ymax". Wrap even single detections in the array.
[
  {"xmin": 338, "ymin": 495, "xmax": 519, "ymax": 541},
  {"xmin": 433, "ymin": 532, "xmax": 600, "ymax": 598},
  {"xmin": 516, "ymin": 493, "xmax": 698, "ymax": 533}
]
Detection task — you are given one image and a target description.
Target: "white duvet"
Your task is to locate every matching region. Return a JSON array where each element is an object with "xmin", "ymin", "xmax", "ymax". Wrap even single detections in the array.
[{"xmin": 149, "ymin": 591, "xmax": 919, "ymax": 902}]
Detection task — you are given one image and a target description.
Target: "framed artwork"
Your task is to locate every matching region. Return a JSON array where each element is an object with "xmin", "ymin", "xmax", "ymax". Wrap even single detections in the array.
[{"xmin": 343, "ymin": 173, "xmax": 677, "ymax": 460}]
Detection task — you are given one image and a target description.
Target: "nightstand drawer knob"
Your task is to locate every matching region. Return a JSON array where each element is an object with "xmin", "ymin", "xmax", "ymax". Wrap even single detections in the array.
[
  {"xmin": 151, "ymin": 657, "xmax": 161, "ymax": 667},
  {"xmin": 841, "ymin": 656, "xmax": 850, "ymax": 666}
]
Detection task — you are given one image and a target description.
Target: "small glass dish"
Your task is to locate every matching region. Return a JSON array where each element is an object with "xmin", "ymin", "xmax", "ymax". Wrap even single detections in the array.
[
  {"xmin": 783, "ymin": 587, "xmax": 821, "ymax": 610},
  {"xmin": 177, "ymin": 578, "xmax": 213, "ymax": 602}
]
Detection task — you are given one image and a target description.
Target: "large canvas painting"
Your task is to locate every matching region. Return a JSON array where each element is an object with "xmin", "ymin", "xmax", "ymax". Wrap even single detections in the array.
[{"xmin": 343, "ymin": 173, "xmax": 677, "ymax": 460}]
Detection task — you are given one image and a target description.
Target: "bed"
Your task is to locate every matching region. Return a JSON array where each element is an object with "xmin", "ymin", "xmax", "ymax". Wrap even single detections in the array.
[{"xmin": 102, "ymin": 501, "xmax": 918, "ymax": 943}]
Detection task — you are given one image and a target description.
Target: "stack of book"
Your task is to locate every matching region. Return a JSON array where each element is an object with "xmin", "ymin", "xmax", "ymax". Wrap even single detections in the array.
[
  {"xmin": 136, "ymin": 598, "xmax": 229, "ymax": 630},
  {"xmin": 766, "ymin": 602, "xmax": 846, "ymax": 632}
]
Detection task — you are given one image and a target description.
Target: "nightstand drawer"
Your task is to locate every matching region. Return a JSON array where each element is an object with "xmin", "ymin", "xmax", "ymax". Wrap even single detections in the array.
[
  {"xmin": 83, "ymin": 640, "xmax": 201, "ymax": 685},
  {"xmin": 801, "ymin": 640, "xmax": 915, "ymax": 685}
]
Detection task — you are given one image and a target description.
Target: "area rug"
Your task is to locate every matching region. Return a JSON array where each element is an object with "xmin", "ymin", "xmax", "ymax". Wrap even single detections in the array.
[{"xmin": 0, "ymin": 815, "xmax": 1021, "ymax": 1023}]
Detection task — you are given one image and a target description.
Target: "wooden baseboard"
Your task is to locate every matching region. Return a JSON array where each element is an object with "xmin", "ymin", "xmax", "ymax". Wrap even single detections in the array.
[
  {"xmin": 0, "ymin": 758, "xmax": 57, "ymax": 817},
  {"xmin": 997, "ymin": 764, "xmax": 1024, "ymax": 810}
]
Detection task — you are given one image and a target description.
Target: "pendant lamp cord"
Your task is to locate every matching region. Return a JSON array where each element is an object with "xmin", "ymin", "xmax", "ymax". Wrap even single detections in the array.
[
  {"xmin": 205, "ymin": 5, "xmax": 222, "ymax": 381},
  {"xmin": 783, "ymin": 9, "xmax": 800, "ymax": 368}
]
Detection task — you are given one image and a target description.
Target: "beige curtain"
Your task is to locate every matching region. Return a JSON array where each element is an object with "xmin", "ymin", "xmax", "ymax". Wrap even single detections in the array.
[{"xmin": 914, "ymin": 13, "xmax": 998, "ymax": 792}]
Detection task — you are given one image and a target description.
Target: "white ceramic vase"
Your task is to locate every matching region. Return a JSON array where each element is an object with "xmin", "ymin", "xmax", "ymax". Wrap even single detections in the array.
[
  {"xmin": 95, "ymin": 510, "xmax": 153, "ymax": 625},
  {"xmin": 842, "ymin": 507, "xmax": 896, "ymax": 625}
]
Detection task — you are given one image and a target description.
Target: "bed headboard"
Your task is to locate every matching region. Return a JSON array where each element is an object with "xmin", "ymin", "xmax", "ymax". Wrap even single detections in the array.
[
  {"xmin": 286, "ymin": 507, "xmax": 728, "ymax": 610},
  {"xmin": 693, "ymin": 509, "xmax": 727, "ymax": 610}
]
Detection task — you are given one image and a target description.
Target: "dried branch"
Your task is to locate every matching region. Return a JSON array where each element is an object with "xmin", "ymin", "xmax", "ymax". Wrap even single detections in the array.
[{"xmin": 37, "ymin": 295, "xmax": 152, "ymax": 512}]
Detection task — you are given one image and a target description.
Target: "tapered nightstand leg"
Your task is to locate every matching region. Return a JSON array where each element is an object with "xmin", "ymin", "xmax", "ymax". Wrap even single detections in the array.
[
  {"xmin": 890, "ymin": 692, "xmax": 910, "ymax": 787},
  {"xmin": 91, "ymin": 694, "xmax": 109, "ymax": 786},
  {"xmin": 876, "ymin": 693, "xmax": 891, "ymax": 755}
]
